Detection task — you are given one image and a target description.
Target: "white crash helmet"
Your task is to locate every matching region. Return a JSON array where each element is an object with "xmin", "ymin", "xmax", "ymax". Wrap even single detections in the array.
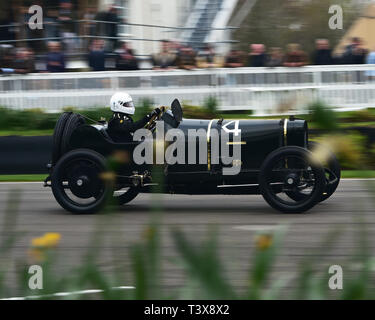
[{"xmin": 110, "ymin": 92, "xmax": 135, "ymax": 115}]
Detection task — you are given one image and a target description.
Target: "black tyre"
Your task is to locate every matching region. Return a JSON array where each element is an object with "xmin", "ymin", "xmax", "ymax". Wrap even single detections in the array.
[
  {"xmin": 113, "ymin": 187, "xmax": 139, "ymax": 205},
  {"xmin": 286, "ymin": 142, "xmax": 341, "ymax": 203},
  {"xmin": 61, "ymin": 113, "xmax": 85, "ymax": 155},
  {"xmin": 51, "ymin": 149, "xmax": 113, "ymax": 214},
  {"xmin": 259, "ymin": 146, "xmax": 325, "ymax": 213},
  {"xmin": 52, "ymin": 112, "xmax": 72, "ymax": 165}
]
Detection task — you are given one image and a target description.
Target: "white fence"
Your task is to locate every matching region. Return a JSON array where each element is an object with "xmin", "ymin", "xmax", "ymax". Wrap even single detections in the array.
[{"xmin": 1, "ymin": 65, "xmax": 375, "ymax": 115}]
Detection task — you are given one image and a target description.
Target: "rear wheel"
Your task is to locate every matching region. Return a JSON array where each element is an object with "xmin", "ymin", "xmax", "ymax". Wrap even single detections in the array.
[
  {"xmin": 52, "ymin": 112, "xmax": 72, "ymax": 165},
  {"xmin": 51, "ymin": 149, "xmax": 113, "ymax": 214},
  {"xmin": 259, "ymin": 146, "xmax": 325, "ymax": 213},
  {"xmin": 61, "ymin": 113, "xmax": 85, "ymax": 155}
]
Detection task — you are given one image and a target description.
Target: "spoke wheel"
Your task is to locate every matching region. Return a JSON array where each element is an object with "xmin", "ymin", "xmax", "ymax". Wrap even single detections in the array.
[
  {"xmin": 51, "ymin": 149, "xmax": 113, "ymax": 214},
  {"xmin": 259, "ymin": 146, "xmax": 325, "ymax": 213}
]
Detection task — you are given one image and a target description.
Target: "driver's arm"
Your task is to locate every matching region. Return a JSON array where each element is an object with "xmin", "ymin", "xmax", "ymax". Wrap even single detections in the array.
[
  {"xmin": 108, "ymin": 115, "xmax": 149, "ymax": 139},
  {"xmin": 111, "ymin": 108, "xmax": 161, "ymax": 134},
  {"xmin": 126, "ymin": 114, "xmax": 151, "ymax": 132},
  {"xmin": 130, "ymin": 107, "xmax": 161, "ymax": 131}
]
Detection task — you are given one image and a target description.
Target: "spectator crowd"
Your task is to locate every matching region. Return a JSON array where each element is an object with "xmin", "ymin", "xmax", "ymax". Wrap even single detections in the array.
[
  {"xmin": 1, "ymin": 36, "xmax": 372, "ymax": 74},
  {"xmin": 0, "ymin": 1, "xmax": 372, "ymax": 74}
]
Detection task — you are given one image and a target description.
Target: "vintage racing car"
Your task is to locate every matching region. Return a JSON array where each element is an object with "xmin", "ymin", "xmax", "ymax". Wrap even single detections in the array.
[{"xmin": 45, "ymin": 99, "xmax": 340, "ymax": 214}]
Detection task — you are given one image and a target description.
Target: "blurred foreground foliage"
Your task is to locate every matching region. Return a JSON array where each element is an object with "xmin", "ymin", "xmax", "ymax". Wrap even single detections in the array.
[
  {"xmin": 306, "ymin": 101, "xmax": 375, "ymax": 170},
  {"xmin": 308, "ymin": 101, "xmax": 339, "ymax": 131},
  {"xmin": 1, "ymin": 186, "xmax": 375, "ymax": 300},
  {"xmin": 312, "ymin": 132, "xmax": 367, "ymax": 169}
]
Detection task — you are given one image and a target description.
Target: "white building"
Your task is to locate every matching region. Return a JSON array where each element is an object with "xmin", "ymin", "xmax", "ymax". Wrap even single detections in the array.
[
  {"xmin": 98, "ymin": 0, "xmax": 240, "ymax": 56},
  {"xmin": 98, "ymin": 0, "xmax": 196, "ymax": 56}
]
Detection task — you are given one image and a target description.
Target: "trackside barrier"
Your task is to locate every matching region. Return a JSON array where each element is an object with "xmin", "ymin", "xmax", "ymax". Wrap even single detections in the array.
[{"xmin": 1, "ymin": 65, "xmax": 375, "ymax": 115}]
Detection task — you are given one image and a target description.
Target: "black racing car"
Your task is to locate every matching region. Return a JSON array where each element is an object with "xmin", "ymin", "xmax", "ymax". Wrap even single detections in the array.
[{"xmin": 45, "ymin": 99, "xmax": 340, "ymax": 214}]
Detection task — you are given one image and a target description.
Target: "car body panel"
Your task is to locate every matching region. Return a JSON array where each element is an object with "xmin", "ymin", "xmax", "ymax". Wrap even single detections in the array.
[{"xmin": 67, "ymin": 115, "xmax": 308, "ymax": 193}]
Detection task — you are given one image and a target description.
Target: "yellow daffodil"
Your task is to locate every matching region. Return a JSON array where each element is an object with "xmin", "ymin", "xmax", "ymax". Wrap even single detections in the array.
[
  {"xmin": 255, "ymin": 234, "xmax": 273, "ymax": 251},
  {"xmin": 31, "ymin": 233, "xmax": 61, "ymax": 248},
  {"xmin": 42, "ymin": 233, "xmax": 61, "ymax": 247},
  {"xmin": 29, "ymin": 233, "xmax": 61, "ymax": 263}
]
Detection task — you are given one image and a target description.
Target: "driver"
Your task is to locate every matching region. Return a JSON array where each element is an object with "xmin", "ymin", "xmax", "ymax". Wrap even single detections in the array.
[{"xmin": 108, "ymin": 92, "xmax": 161, "ymax": 142}]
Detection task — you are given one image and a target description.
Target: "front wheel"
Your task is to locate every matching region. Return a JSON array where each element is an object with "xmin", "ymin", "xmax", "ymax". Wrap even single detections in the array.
[
  {"xmin": 51, "ymin": 149, "xmax": 113, "ymax": 214},
  {"xmin": 285, "ymin": 141, "xmax": 340, "ymax": 203},
  {"xmin": 259, "ymin": 146, "xmax": 325, "ymax": 213}
]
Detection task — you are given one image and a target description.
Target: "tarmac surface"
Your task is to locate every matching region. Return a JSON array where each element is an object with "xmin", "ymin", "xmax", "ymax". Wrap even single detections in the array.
[{"xmin": 0, "ymin": 179, "xmax": 374, "ymax": 299}]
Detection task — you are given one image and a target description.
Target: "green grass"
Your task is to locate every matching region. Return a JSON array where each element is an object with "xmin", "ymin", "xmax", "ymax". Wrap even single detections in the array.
[
  {"xmin": 341, "ymin": 170, "xmax": 375, "ymax": 179},
  {"xmin": 339, "ymin": 122, "xmax": 375, "ymax": 128},
  {"xmin": 0, "ymin": 130, "xmax": 53, "ymax": 136},
  {"xmin": 0, "ymin": 171, "xmax": 374, "ymax": 182},
  {"xmin": 0, "ymin": 174, "xmax": 47, "ymax": 182}
]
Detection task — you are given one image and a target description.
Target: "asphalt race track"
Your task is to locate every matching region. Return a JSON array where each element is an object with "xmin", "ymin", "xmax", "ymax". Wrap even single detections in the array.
[{"xmin": 0, "ymin": 179, "xmax": 374, "ymax": 298}]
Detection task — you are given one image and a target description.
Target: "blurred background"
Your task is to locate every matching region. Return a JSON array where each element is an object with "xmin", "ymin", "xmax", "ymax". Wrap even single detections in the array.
[
  {"xmin": 0, "ymin": 0, "xmax": 375, "ymax": 112},
  {"xmin": 1, "ymin": 0, "xmax": 375, "ymax": 172}
]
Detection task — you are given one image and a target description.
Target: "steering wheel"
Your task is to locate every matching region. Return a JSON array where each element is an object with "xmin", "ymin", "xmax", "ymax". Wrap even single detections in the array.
[{"xmin": 145, "ymin": 106, "xmax": 167, "ymax": 131}]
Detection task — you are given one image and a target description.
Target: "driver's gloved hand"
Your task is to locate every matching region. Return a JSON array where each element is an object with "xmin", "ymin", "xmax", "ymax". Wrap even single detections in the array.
[{"xmin": 150, "ymin": 108, "xmax": 161, "ymax": 117}]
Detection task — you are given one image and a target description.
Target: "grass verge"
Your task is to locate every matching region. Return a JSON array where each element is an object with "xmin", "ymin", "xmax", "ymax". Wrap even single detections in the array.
[
  {"xmin": 0, "ymin": 174, "xmax": 47, "ymax": 182},
  {"xmin": 341, "ymin": 170, "xmax": 375, "ymax": 179},
  {"xmin": 0, "ymin": 130, "xmax": 53, "ymax": 136}
]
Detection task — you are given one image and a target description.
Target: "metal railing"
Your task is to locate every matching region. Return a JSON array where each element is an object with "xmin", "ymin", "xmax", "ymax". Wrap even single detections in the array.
[{"xmin": 1, "ymin": 65, "xmax": 375, "ymax": 115}]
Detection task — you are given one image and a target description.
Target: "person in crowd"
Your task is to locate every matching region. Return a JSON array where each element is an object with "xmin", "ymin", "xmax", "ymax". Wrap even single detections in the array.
[
  {"xmin": 312, "ymin": 39, "xmax": 333, "ymax": 65},
  {"xmin": 13, "ymin": 47, "xmax": 35, "ymax": 74},
  {"xmin": 247, "ymin": 44, "xmax": 268, "ymax": 67},
  {"xmin": 115, "ymin": 42, "xmax": 139, "ymax": 70},
  {"xmin": 58, "ymin": 0, "xmax": 75, "ymax": 33},
  {"xmin": 170, "ymin": 41, "xmax": 183, "ymax": 59},
  {"xmin": 177, "ymin": 45, "xmax": 197, "ymax": 70},
  {"xmin": 88, "ymin": 39, "xmax": 106, "ymax": 71},
  {"xmin": 58, "ymin": 0, "xmax": 78, "ymax": 54},
  {"xmin": 152, "ymin": 40, "xmax": 177, "ymax": 70},
  {"xmin": 45, "ymin": 9, "xmax": 60, "ymax": 40},
  {"xmin": 80, "ymin": 7, "xmax": 97, "ymax": 50},
  {"xmin": 248, "ymin": 44, "xmax": 267, "ymax": 67},
  {"xmin": 266, "ymin": 47, "xmax": 284, "ymax": 67},
  {"xmin": 106, "ymin": 6, "xmax": 121, "ymax": 51},
  {"xmin": 82, "ymin": 7, "xmax": 97, "ymax": 36},
  {"xmin": 197, "ymin": 44, "xmax": 220, "ymax": 68},
  {"xmin": 0, "ymin": 45, "xmax": 14, "ymax": 68},
  {"xmin": 0, "ymin": 46, "xmax": 34, "ymax": 74},
  {"xmin": 94, "ymin": 9, "xmax": 108, "ymax": 37},
  {"xmin": 0, "ymin": 45, "xmax": 16, "ymax": 74},
  {"xmin": 225, "ymin": 49, "xmax": 244, "ymax": 68},
  {"xmin": 366, "ymin": 46, "xmax": 375, "ymax": 79},
  {"xmin": 46, "ymin": 41, "xmax": 65, "ymax": 72},
  {"xmin": 342, "ymin": 37, "xmax": 367, "ymax": 64},
  {"xmin": 283, "ymin": 43, "xmax": 308, "ymax": 67},
  {"xmin": 0, "ymin": 13, "xmax": 16, "ymax": 43}
]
